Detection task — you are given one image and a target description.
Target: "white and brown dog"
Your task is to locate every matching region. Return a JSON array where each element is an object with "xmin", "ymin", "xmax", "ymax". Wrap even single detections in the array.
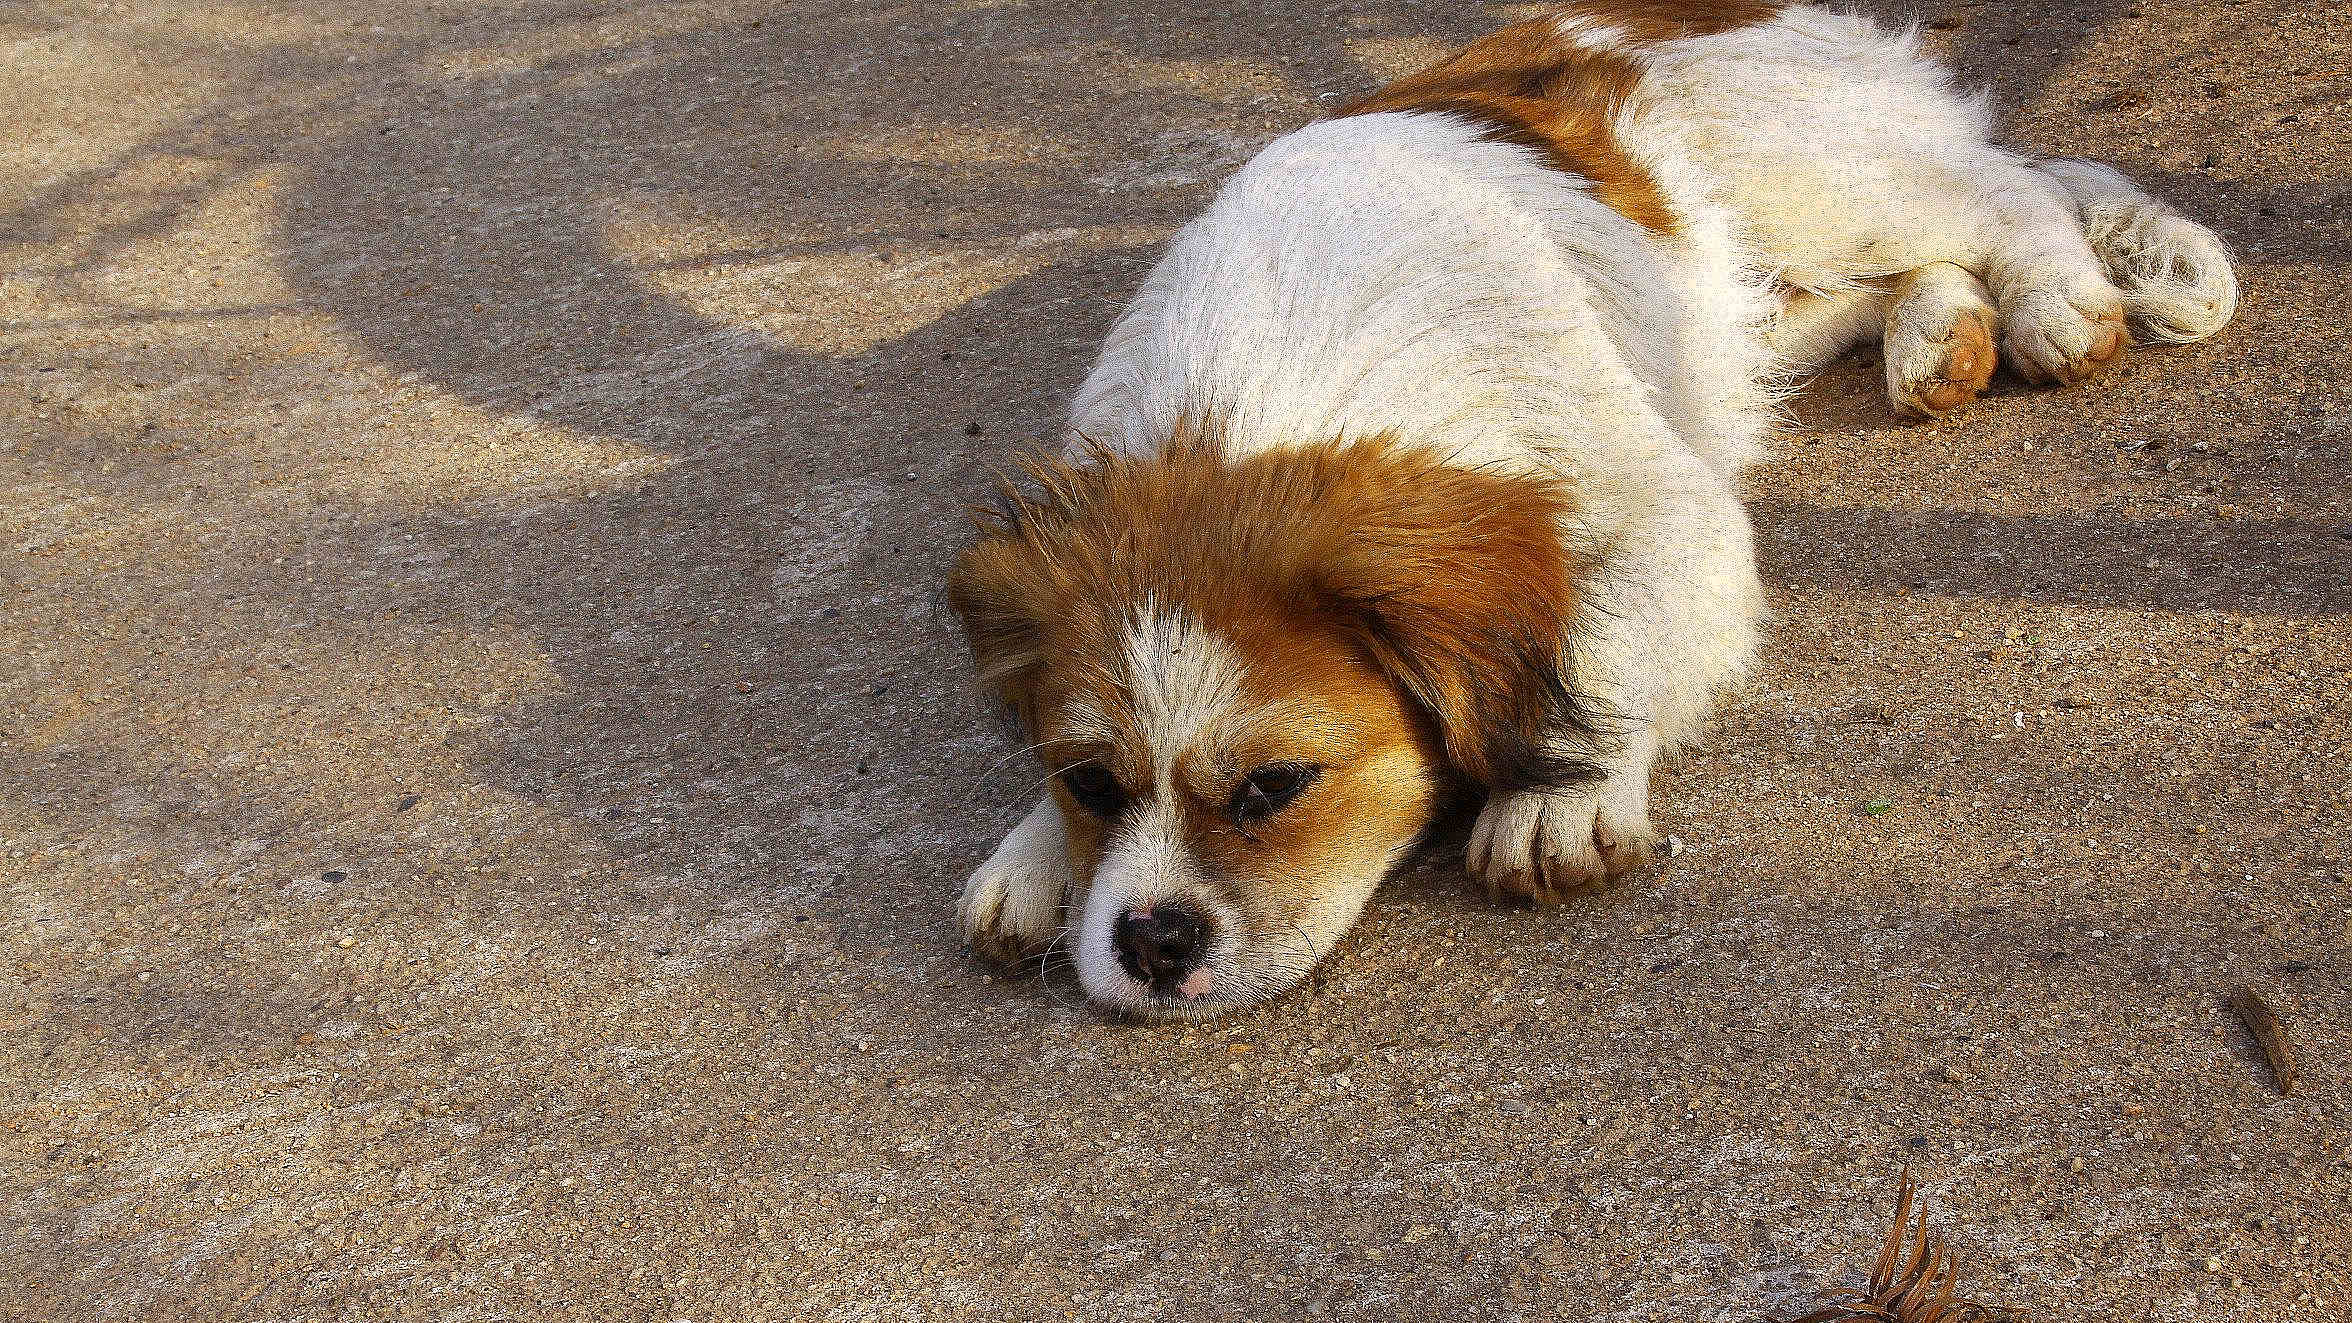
[{"xmin": 947, "ymin": 1, "xmax": 2236, "ymax": 1018}]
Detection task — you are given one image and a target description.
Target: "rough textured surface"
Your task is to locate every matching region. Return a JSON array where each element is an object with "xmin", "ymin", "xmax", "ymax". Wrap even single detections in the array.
[{"xmin": 3, "ymin": 2, "xmax": 2347, "ymax": 1320}]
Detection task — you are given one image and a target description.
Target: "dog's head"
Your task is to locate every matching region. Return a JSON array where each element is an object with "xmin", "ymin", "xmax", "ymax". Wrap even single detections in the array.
[{"xmin": 948, "ymin": 430, "xmax": 1589, "ymax": 1017}]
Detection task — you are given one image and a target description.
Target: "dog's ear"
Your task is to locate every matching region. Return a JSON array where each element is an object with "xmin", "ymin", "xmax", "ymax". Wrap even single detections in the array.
[
  {"xmin": 945, "ymin": 449, "xmax": 1103, "ymax": 735},
  {"xmin": 1310, "ymin": 451, "xmax": 1601, "ymax": 792},
  {"xmin": 946, "ymin": 542, "xmax": 1045, "ymax": 732},
  {"xmin": 947, "ymin": 530, "xmax": 1062, "ymax": 737}
]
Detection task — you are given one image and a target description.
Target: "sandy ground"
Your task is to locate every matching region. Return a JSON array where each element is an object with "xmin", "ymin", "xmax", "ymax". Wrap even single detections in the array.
[{"xmin": 3, "ymin": 1, "xmax": 2348, "ymax": 1320}]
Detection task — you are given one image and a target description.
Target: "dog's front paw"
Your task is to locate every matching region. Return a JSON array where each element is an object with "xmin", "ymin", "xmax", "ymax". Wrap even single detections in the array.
[
  {"xmin": 1465, "ymin": 780, "xmax": 1655, "ymax": 904},
  {"xmin": 959, "ymin": 801, "xmax": 1073, "ymax": 966}
]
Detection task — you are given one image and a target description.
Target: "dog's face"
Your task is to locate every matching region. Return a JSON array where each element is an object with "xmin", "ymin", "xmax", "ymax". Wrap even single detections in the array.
[
  {"xmin": 949, "ymin": 432, "xmax": 1585, "ymax": 1017},
  {"xmin": 1024, "ymin": 605, "xmax": 1443, "ymax": 1016}
]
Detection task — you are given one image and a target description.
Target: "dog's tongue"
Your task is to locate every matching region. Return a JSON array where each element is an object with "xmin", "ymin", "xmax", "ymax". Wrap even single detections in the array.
[{"xmin": 1178, "ymin": 969, "xmax": 1214, "ymax": 1000}]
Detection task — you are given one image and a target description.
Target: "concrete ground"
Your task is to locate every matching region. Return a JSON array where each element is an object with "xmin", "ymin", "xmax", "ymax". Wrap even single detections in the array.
[{"xmin": 3, "ymin": 1, "xmax": 2347, "ymax": 1320}]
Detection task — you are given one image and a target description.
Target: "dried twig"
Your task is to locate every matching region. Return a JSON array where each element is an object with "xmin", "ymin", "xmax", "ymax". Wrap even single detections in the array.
[
  {"xmin": 1769, "ymin": 1169, "xmax": 2026, "ymax": 1323},
  {"xmin": 2230, "ymin": 985, "xmax": 2297, "ymax": 1096}
]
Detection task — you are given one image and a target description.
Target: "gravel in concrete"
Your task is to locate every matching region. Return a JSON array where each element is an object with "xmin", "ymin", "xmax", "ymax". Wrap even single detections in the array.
[{"xmin": 3, "ymin": 2, "xmax": 2347, "ymax": 1320}]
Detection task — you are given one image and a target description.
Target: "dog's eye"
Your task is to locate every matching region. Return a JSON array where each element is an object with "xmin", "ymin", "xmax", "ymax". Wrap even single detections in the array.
[
  {"xmin": 1230, "ymin": 763, "xmax": 1320, "ymax": 826},
  {"xmin": 1059, "ymin": 763, "xmax": 1129, "ymax": 818}
]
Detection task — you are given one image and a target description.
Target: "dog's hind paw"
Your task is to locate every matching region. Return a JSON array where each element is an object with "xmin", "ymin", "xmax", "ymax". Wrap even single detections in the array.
[
  {"xmin": 1999, "ymin": 270, "xmax": 2129, "ymax": 387},
  {"xmin": 1885, "ymin": 263, "xmax": 1998, "ymax": 418}
]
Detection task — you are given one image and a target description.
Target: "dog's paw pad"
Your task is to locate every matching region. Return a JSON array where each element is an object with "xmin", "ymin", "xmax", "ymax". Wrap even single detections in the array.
[
  {"xmin": 1890, "ymin": 307, "xmax": 1997, "ymax": 418},
  {"xmin": 2002, "ymin": 282, "xmax": 2130, "ymax": 387}
]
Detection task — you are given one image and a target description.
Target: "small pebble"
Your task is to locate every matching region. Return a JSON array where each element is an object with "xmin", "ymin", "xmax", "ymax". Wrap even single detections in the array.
[
  {"xmin": 2204, "ymin": 1257, "xmax": 2223, "ymax": 1273},
  {"xmin": 335, "ymin": 936, "xmax": 355, "ymax": 949}
]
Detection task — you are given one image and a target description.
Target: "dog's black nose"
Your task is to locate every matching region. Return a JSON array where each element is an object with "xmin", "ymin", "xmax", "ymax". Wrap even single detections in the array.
[{"xmin": 1113, "ymin": 905, "xmax": 1207, "ymax": 987}]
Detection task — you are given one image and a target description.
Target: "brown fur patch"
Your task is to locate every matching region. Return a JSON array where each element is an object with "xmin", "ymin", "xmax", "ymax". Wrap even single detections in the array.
[
  {"xmin": 1555, "ymin": 0, "xmax": 1783, "ymax": 42},
  {"xmin": 1180, "ymin": 629, "xmax": 1441, "ymax": 927},
  {"xmin": 947, "ymin": 427, "xmax": 1599, "ymax": 795},
  {"xmin": 1016, "ymin": 620, "xmax": 1442, "ymax": 924},
  {"xmin": 1333, "ymin": 17, "xmax": 1678, "ymax": 234}
]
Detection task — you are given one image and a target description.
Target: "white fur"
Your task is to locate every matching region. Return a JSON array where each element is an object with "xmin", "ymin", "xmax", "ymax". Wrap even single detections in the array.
[
  {"xmin": 1882, "ymin": 261, "xmax": 1999, "ymax": 415},
  {"xmin": 2036, "ymin": 158, "xmax": 2239, "ymax": 343},
  {"xmin": 959, "ymin": 797, "xmax": 1072, "ymax": 962},
  {"xmin": 1069, "ymin": 606, "xmax": 1247, "ymax": 1009},
  {"xmin": 1116, "ymin": 604, "xmax": 1248, "ymax": 769},
  {"xmin": 965, "ymin": 3, "xmax": 2238, "ymax": 988}
]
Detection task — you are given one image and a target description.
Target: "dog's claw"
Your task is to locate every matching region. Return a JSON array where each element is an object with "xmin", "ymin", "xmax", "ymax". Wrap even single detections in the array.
[{"xmin": 1469, "ymin": 781, "xmax": 1656, "ymax": 905}]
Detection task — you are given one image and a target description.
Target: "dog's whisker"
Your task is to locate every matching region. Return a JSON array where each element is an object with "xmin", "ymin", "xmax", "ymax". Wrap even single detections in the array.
[
  {"xmin": 985, "ymin": 740, "xmax": 1057, "ymax": 775},
  {"xmin": 1290, "ymin": 920, "xmax": 1324, "ymax": 967},
  {"xmin": 1033, "ymin": 927, "xmax": 1084, "ymax": 1010}
]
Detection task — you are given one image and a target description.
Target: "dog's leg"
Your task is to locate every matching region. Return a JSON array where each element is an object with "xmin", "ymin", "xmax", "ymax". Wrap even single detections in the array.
[
  {"xmin": 1466, "ymin": 460, "xmax": 1760, "ymax": 902},
  {"xmin": 1883, "ymin": 262, "xmax": 1999, "ymax": 418},
  {"xmin": 1763, "ymin": 267, "xmax": 1997, "ymax": 420},
  {"xmin": 1963, "ymin": 167, "xmax": 2135, "ymax": 388},
  {"xmin": 959, "ymin": 797, "xmax": 1074, "ymax": 964},
  {"xmin": 2035, "ymin": 159, "xmax": 2238, "ymax": 345},
  {"xmin": 1635, "ymin": 13, "xmax": 2174, "ymax": 391},
  {"xmin": 1764, "ymin": 281, "xmax": 1889, "ymax": 373},
  {"xmin": 1761, "ymin": 136, "xmax": 2131, "ymax": 389}
]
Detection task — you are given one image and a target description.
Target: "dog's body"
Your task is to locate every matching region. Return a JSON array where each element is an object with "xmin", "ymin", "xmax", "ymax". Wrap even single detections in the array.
[{"xmin": 949, "ymin": 3, "xmax": 2236, "ymax": 1018}]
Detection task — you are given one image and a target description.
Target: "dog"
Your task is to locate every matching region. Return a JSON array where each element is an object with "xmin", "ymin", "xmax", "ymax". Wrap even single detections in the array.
[{"xmin": 945, "ymin": 1, "xmax": 2236, "ymax": 1019}]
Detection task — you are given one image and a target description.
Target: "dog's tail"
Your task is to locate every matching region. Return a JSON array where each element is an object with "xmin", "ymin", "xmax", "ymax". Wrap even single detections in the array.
[{"xmin": 2036, "ymin": 159, "xmax": 2239, "ymax": 345}]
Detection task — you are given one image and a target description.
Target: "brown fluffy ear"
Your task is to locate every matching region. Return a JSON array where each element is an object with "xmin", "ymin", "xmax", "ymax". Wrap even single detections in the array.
[
  {"xmin": 945, "ymin": 502, "xmax": 1065, "ymax": 735},
  {"xmin": 948, "ymin": 440, "xmax": 1149, "ymax": 742},
  {"xmin": 1311, "ymin": 450, "xmax": 1602, "ymax": 792},
  {"xmin": 944, "ymin": 444, "xmax": 1125, "ymax": 734},
  {"xmin": 947, "ymin": 543, "xmax": 1038, "ymax": 724}
]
